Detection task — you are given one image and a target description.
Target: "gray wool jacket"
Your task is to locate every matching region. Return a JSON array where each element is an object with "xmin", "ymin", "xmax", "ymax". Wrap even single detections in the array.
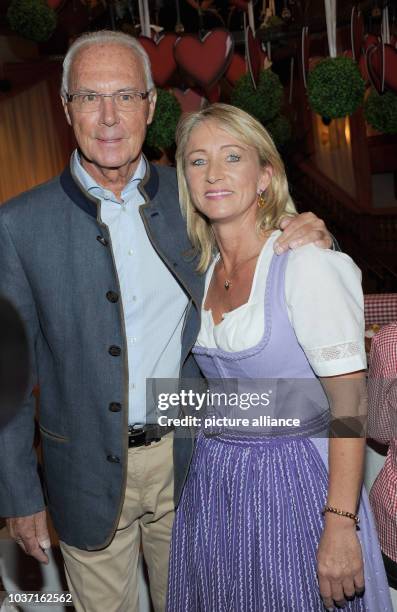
[{"xmin": 0, "ymin": 160, "xmax": 204, "ymax": 550}]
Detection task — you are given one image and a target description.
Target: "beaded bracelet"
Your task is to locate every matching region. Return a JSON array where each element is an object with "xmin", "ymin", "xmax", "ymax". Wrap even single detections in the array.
[{"xmin": 322, "ymin": 505, "xmax": 360, "ymax": 525}]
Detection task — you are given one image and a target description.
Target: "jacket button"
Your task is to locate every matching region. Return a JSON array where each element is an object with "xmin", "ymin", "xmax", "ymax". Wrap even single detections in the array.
[
  {"xmin": 106, "ymin": 291, "xmax": 119, "ymax": 303},
  {"xmin": 96, "ymin": 235, "xmax": 109, "ymax": 247},
  {"xmin": 107, "ymin": 455, "xmax": 120, "ymax": 463},
  {"xmin": 108, "ymin": 345, "xmax": 121, "ymax": 357},
  {"xmin": 109, "ymin": 402, "xmax": 121, "ymax": 412}
]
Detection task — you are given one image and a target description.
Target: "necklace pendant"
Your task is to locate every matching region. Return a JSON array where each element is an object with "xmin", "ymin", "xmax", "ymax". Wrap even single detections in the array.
[{"xmin": 224, "ymin": 280, "xmax": 231, "ymax": 290}]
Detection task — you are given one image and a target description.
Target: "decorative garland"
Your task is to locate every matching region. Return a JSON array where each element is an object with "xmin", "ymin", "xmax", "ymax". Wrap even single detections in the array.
[
  {"xmin": 230, "ymin": 69, "xmax": 283, "ymax": 123},
  {"xmin": 145, "ymin": 89, "xmax": 182, "ymax": 150},
  {"xmin": 364, "ymin": 89, "xmax": 397, "ymax": 134},
  {"xmin": 307, "ymin": 56, "xmax": 365, "ymax": 119},
  {"xmin": 7, "ymin": 0, "xmax": 57, "ymax": 43}
]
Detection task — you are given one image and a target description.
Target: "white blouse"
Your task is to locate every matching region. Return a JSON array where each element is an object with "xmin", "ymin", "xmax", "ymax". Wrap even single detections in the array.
[{"xmin": 197, "ymin": 231, "xmax": 367, "ymax": 377}]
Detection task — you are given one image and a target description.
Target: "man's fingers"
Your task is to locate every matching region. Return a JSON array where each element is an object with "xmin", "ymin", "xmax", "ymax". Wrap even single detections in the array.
[
  {"xmin": 24, "ymin": 538, "xmax": 49, "ymax": 564},
  {"xmin": 353, "ymin": 569, "xmax": 365, "ymax": 594},
  {"xmin": 34, "ymin": 510, "xmax": 51, "ymax": 549},
  {"xmin": 6, "ymin": 512, "xmax": 50, "ymax": 563}
]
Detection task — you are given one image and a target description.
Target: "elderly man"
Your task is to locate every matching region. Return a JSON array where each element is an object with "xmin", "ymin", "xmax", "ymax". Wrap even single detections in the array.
[{"xmin": 0, "ymin": 30, "xmax": 332, "ymax": 612}]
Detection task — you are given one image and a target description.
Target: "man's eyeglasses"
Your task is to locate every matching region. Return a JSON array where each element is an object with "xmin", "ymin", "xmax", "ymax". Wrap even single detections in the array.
[{"xmin": 65, "ymin": 90, "xmax": 150, "ymax": 112}]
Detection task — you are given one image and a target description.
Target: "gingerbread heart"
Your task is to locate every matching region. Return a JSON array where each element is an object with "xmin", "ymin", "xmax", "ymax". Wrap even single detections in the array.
[
  {"xmin": 246, "ymin": 27, "xmax": 269, "ymax": 88},
  {"xmin": 139, "ymin": 34, "xmax": 178, "ymax": 88},
  {"xmin": 225, "ymin": 53, "xmax": 247, "ymax": 86},
  {"xmin": 171, "ymin": 88, "xmax": 207, "ymax": 113},
  {"xmin": 366, "ymin": 42, "xmax": 397, "ymax": 94},
  {"xmin": 173, "ymin": 29, "xmax": 234, "ymax": 90},
  {"xmin": 384, "ymin": 44, "xmax": 397, "ymax": 93}
]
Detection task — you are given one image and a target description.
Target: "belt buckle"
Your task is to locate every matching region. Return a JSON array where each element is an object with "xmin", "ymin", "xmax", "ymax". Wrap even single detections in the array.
[{"xmin": 128, "ymin": 428, "xmax": 146, "ymax": 447}]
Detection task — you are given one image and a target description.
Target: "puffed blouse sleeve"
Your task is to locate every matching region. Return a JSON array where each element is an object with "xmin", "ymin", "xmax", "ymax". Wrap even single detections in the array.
[{"xmin": 285, "ymin": 244, "xmax": 367, "ymax": 377}]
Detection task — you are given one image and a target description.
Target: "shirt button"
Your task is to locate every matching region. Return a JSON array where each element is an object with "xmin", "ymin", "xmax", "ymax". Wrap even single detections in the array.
[
  {"xmin": 109, "ymin": 402, "xmax": 122, "ymax": 412},
  {"xmin": 108, "ymin": 345, "xmax": 121, "ymax": 357},
  {"xmin": 130, "ymin": 337, "xmax": 137, "ymax": 344},
  {"xmin": 106, "ymin": 291, "xmax": 119, "ymax": 303},
  {"xmin": 132, "ymin": 296, "xmax": 137, "ymax": 302},
  {"xmin": 107, "ymin": 455, "xmax": 120, "ymax": 463},
  {"xmin": 128, "ymin": 249, "xmax": 134, "ymax": 256},
  {"xmin": 131, "ymin": 383, "xmax": 135, "ymax": 390}
]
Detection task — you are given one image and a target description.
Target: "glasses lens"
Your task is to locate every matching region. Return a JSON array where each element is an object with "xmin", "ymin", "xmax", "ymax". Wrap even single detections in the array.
[
  {"xmin": 115, "ymin": 93, "xmax": 142, "ymax": 111},
  {"xmin": 76, "ymin": 94, "xmax": 100, "ymax": 111}
]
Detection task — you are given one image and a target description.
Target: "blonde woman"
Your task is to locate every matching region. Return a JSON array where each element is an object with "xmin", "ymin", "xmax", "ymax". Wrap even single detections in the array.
[{"xmin": 166, "ymin": 104, "xmax": 392, "ymax": 611}]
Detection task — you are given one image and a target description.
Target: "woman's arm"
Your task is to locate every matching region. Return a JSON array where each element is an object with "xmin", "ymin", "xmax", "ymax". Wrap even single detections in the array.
[{"xmin": 317, "ymin": 371, "xmax": 367, "ymax": 609}]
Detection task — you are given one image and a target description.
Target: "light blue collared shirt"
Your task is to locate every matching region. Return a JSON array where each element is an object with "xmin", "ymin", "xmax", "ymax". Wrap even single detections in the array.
[{"xmin": 72, "ymin": 151, "xmax": 189, "ymax": 425}]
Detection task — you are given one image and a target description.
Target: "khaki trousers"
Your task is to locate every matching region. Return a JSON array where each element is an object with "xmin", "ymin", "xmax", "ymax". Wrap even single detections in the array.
[{"xmin": 60, "ymin": 432, "xmax": 175, "ymax": 612}]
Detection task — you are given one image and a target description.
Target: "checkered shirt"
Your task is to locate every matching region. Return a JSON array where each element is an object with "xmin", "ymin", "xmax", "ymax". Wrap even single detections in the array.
[
  {"xmin": 364, "ymin": 293, "xmax": 397, "ymax": 326},
  {"xmin": 368, "ymin": 322, "xmax": 397, "ymax": 563}
]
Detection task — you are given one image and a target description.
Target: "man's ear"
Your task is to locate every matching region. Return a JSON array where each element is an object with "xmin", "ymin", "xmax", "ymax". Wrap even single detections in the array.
[
  {"xmin": 146, "ymin": 89, "xmax": 157, "ymax": 126},
  {"xmin": 61, "ymin": 96, "xmax": 72, "ymax": 126}
]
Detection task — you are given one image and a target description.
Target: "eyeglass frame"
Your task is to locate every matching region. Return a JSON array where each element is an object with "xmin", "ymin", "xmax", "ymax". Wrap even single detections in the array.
[{"xmin": 65, "ymin": 89, "xmax": 151, "ymax": 112}]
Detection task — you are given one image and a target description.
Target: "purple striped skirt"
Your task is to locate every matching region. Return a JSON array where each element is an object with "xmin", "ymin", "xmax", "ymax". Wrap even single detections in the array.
[{"xmin": 166, "ymin": 433, "xmax": 389, "ymax": 611}]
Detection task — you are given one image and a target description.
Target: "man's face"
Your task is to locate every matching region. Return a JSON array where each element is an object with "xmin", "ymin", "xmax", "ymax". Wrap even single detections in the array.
[{"xmin": 62, "ymin": 43, "xmax": 156, "ymax": 172}]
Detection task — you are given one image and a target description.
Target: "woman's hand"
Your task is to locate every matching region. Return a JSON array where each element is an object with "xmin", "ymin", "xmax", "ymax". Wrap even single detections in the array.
[{"xmin": 317, "ymin": 518, "xmax": 365, "ymax": 610}]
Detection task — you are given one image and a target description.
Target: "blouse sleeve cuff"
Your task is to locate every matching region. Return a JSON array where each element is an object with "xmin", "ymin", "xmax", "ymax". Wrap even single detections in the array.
[{"xmin": 310, "ymin": 353, "xmax": 367, "ymax": 377}]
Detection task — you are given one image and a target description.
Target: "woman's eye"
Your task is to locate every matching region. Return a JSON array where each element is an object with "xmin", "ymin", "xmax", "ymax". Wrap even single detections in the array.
[
  {"xmin": 227, "ymin": 153, "xmax": 241, "ymax": 162},
  {"xmin": 191, "ymin": 159, "xmax": 206, "ymax": 166}
]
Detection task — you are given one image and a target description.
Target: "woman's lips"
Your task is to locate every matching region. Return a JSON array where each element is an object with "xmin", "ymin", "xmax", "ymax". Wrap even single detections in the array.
[{"xmin": 204, "ymin": 190, "xmax": 233, "ymax": 199}]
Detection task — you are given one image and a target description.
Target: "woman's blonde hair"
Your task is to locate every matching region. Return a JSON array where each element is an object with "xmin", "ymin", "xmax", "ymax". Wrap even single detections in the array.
[{"xmin": 175, "ymin": 103, "xmax": 296, "ymax": 273}]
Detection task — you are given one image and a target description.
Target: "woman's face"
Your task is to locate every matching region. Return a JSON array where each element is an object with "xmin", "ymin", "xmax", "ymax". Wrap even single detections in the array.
[{"xmin": 184, "ymin": 119, "xmax": 271, "ymax": 227}]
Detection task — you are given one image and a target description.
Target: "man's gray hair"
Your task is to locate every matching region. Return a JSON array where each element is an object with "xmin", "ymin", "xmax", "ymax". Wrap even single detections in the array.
[{"xmin": 61, "ymin": 30, "xmax": 154, "ymax": 96}]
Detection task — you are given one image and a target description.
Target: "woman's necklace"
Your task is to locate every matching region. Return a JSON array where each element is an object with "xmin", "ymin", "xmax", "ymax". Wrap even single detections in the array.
[{"xmin": 220, "ymin": 252, "xmax": 261, "ymax": 291}]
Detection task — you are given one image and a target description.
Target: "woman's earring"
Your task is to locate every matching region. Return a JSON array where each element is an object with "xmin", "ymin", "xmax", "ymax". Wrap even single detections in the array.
[{"xmin": 257, "ymin": 190, "xmax": 266, "ymax": 208}]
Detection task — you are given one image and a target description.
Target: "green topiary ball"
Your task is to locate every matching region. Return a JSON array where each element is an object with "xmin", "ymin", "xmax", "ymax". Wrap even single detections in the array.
[
  {"xmin": 307, "ymin": 56, "xmax": 365, "ymax": 119},
  {"xmin": 7, "ymin": 0, "xmax": 57, "ymax": 43},
  {"xmin": 145, "ymin": 89, "xmax": 182, "ymax": 150},
  {"xmin": 265, "ymin": 114, "xmax": 291, "ymax": 149},
  {"xmin": 364, "ymin": 89, "xmax": 397, "ymax": 134},
  {"xmin": 230, "ymin": 69, "xmax": 283, "ymax": 123}
]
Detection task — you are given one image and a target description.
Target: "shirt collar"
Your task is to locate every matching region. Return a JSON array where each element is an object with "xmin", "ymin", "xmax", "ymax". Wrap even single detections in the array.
[{"xmin": 71, "ymin": 149, "xmax": 146, "ymax": 202}]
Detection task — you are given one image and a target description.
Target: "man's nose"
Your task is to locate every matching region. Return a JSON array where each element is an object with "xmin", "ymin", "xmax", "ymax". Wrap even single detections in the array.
[{"xmin": 98, "ymin": 96, "xmax": 120, "ymax": 127}]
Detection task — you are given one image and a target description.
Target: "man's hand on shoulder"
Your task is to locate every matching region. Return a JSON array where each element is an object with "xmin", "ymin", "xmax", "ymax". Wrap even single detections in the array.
[
  {"xmin": 274, "ymin": 212, "xmax": 333, "ymax": 255},
  {"xmin": 6, "ymin": 509, "xmax": 50, "ymax": 564}
]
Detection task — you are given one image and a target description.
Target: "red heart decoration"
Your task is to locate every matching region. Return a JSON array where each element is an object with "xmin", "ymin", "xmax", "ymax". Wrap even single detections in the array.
[
  {"xmin": 366, "ymin": 42, "xmax": 397, "ymax": 94},
  {"xmin": 225, "ymin": 53, "xmax": 247, "ymax": 85},
  {"xmin": 139, "ymin": 34, "xmax": 178, "ymax": 88},
  {"xmin": 246, "ymin": 27, "xmax": 269, "ymax": 88},
  {"xmin": 384, "ymin": 44, "xmax": 397, "ymax": 93},
  {"xmin": 229, "ymin": 0, "xmax": 249, "ymax": 10},
  {"xmin": 366, "ymin": 43, "xmax": 383, "ymax": 93},
  {"xmin": 363, "ymin": 34, "xmax": 379, "ymax": 51},
  {"xmin": 173, "ymin": 29, "xmax": 234, "ymax": 89},
  {"xmin": 205, "ymin": 84, "xmax": 221, "ymax": 103},
  {"xmin": 171, "ymin": 88, "xmax": 207, "ymax": 113}
]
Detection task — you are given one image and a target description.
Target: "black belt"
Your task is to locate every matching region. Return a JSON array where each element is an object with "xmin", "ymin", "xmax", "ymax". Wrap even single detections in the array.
[{"xmin": 128, "ymin": 424, "xmax": 173, "ymax": 448}]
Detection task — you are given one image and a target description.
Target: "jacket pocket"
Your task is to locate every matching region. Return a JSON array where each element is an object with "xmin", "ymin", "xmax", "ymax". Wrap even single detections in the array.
[{"xmin": 39, "ymin": 424, "xmax": 69, "ymax": 443}]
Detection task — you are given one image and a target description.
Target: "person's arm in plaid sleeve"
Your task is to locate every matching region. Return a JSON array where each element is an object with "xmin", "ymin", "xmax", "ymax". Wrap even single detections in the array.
[{"xmin": 368, "ymin": 324, "xmax": 397, "ymax": 444}]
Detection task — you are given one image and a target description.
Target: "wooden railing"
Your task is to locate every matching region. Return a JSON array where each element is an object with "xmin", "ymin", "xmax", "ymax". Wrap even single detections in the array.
[{"xmin": 290, "ymin": 160, "xmax": 397, "ymax": 293}]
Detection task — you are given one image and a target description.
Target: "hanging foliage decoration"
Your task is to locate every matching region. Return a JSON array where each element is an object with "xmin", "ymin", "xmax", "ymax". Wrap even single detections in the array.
[
  {"xmin": 7, "ymin": 0, "xmax": 57, "ymax": 42},
  {"xmin": 307, "ymin": 56, "xmax": 365, "ymax": 119},
  {"xmin": 364, "ymin": 89, "xmax": 397, "ymax": 134},
  {"xmin": 145, "ymin": 88, "xmax": 182, "ymax": 150},
  {"xmin": 265, "ymin": 114, "xmax": 291, "ymax": 149},
  {"xmin": 230, "ymin": 69, "xmax": 283, "ymax": 124}
]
